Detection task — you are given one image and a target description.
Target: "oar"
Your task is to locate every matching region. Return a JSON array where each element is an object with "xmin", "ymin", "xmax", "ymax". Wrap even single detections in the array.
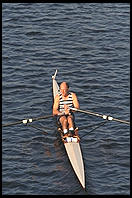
[
  {"xmin": 2, "ymin": 114, "xmax": 53, "ymax": 127},
  {"xmin": 70, "ymin": 107, "xmax": 130, "ymax": 125}
]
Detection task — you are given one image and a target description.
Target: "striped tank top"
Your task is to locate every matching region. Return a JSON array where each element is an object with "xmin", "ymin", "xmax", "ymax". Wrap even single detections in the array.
[{"xmin": 59, "ymin": 92, "xmax": 74, "ymax": 112}]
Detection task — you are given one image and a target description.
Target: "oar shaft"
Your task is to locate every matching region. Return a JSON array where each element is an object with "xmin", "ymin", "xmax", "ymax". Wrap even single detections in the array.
[
  {"xmin": 112, "ymin": 117, "xmax": 130, "ymax": 125},
  {"xmin": 70, "ymin": 107, "xmax": 130, "ymax": 125},
  {"xmin": 2, "ymin": 120, "xmax": 23, "ymax": 127},
  {"xmin": 73, "ymin": 108, "xmax": 103, "ymax": 118},
  {"xmin": 32, "ymin": 115, "xmax": 53, "ymax": 121},
  {"xmin": 2, "ymin": 115, "xmax": 53, "ymax": 127}
]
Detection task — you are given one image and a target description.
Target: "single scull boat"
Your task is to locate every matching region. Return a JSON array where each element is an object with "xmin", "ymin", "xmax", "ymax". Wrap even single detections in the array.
[{"xmin": 52, "ymin": 70, "xmax": 85, "ymax": 189}]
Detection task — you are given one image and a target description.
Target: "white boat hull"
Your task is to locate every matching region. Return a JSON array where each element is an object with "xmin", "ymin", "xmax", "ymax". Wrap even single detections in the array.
[
  {"xmin": 64, "ymin": 142, "xmax": 85, "ymax": 188},
  {"xmin": 52, "ymin": 70, "xmax": 85, "ymax": 189}
]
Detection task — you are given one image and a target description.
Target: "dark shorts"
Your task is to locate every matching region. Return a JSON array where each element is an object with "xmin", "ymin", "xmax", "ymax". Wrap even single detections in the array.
[{"xmin": 57, "ymin": 112, "xmax": 75, "ymax": 127}]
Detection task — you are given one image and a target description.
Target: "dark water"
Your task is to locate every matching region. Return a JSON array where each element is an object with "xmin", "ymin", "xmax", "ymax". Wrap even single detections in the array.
[{"xmin": 2, "ymin": 3, "xmax": 130, "ymax": 195}]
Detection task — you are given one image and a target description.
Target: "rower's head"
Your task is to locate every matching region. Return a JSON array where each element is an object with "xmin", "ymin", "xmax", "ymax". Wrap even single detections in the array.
[{"xmin": 60, "ymin": 82, "xmax": 69, "ymax": 97}]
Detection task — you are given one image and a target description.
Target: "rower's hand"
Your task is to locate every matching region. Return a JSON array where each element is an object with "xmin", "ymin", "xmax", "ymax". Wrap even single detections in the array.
[{"xmin": 64, "ymin": 105, "xmax": 70, "ymax": 115}]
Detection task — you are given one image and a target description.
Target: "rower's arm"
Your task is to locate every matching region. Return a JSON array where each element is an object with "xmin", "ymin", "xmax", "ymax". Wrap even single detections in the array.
[
  {"xmin": 72, "ymin": 93, "xmax": 80, "ymax": 109},
  {"xmin": 53, "ymin": 95, "xmax": 65, "ymax": 116},
  {"xmin": 53, "ymin": 95, "xmax": 59, "ymax": 115}
]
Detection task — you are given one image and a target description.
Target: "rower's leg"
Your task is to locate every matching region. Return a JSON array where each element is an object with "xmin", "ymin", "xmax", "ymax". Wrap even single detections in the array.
[
  {"xmin": 67, "ymin": 115, "xmax": 74, "ymax": 129},
  {"xmin": 59, "ymin": 116, "xmax": 68, "ymax": 133},
  {"xmin": 67, "ymin": 115, "xmax": 75, "ymax": 136}
]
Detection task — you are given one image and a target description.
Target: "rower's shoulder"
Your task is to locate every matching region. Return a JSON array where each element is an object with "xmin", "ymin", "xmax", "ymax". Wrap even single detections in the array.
[
  {"xmin": 70, "ymin": 92, "xmax": 78, "ymax": 98},
  {"xmin": 54, "ymin": 94, "xmax": 60, "ymax": 101}
]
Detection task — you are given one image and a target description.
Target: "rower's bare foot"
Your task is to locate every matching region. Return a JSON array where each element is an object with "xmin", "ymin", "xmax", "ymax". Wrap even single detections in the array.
[
  {"xmin": 63, "ymin": 133, "xmax": 69, "ymax": 138},
  {"xmin": 58, "ymin": 127, "xmax": 62, "ymax": 132}
]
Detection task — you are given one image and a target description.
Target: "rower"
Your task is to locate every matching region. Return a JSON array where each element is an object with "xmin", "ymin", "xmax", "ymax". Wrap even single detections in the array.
[{"xmin": 53, "ymin": 82, "xmax": 80, "ymax": 137}]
